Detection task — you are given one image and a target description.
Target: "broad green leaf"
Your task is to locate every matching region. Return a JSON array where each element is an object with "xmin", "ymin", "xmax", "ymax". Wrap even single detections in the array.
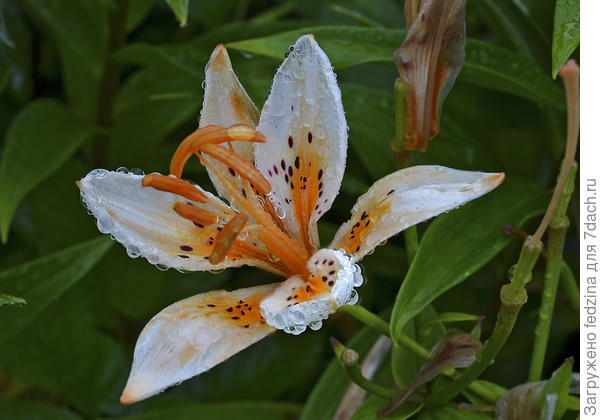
[
  {"xmin": 300, "ymin": 327, "xmax": 380, "ymax": 420},
  {"xmin": 341, "ymin": 83, "xmax": 395, "ymax": 181},
  {"xmin": 352, "ymin": 397, "xmax": 423, "ymax": 420},
  {"xmin": 540, "ymin": 359, "xmax": 573, "ymax": 420},
  {"xmin": 390, "ymin": 178, "xmax": 549, "ymax": 343},
  {"xmin": 226, "ymin": 26, "xmax": 563, "ymax": 109},
  {"xmin": 0, "ymin": 299, "xmax": 127, "ymax": 416},
  {"xmin": 24, "ymin": 0, "xmax": 109, "ymax": 117},
  {"xmin": 127, "ymin": 0, "xmax": 157, "ymax": 33},
  {"xmin": 0, "ymin": 399, "xmax": 81, "ymax": 420},
  {"xmin": 418, "ymin": 404, "xmax": 492, "ymax": 419},
  {"xmin": 0, "ymin": 236, "xmax": 112, "ymax": 343},
  {"xmin": 0, "ymin": 99, "xmax": 95, "ymax": 242},
  {"xmin": 165, "ymin": 0, "xmax": 189, "ymax": 25},
  {"xmin": 106, "ymin": 68, "xmax": 202, "ymax": 168},
  {"xmin": 0, "ymin": 292, "xmax": 25, "ymax": 306},
  {"xmin": 110, "ymin": 401, "xmax": 301, "ymax": 420},
  {"xmin": 551, "ymin": 0, "xmax": 579, "ymax": 78},
  {"xmin": 391, "ymin": 321, "xmax": 418, "ymax": 388}
]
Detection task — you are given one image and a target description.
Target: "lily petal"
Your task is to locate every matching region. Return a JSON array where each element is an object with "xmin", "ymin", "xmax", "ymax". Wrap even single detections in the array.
[
  {"xmin": 79, "ymin": 169, "xmax": 282, "ymax": 274},
  {"xmin": 200, "ymin": 44, "xmax": 260, "ymax": 204},
  {"xmin": 330, "ymin": 166, "xmax": 504, "ymax": 261},
  {"xmin": 255, "ymin": 35, "xmax": 348, "ymax": 252},
  {"xmin": 120, "ymin": 284, "xmax": 277, "ymax": 404},
  {"xmin": 260, "ymin": 249, "xmax": 362, "ymax": 335}
]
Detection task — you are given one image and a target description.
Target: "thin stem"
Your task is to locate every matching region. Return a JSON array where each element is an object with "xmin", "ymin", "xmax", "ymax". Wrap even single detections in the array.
[
  {"xmin": 391, "ymin": 79, "xmax": 420, "ymax": 262},
  {"xmin": 92, "ymin": 0, "xmax": 129, "ymax": 166},
  {"xmin": 531, "ymin": 60, "xmax": 579, "ymax": 244},
  {"xmin": 339, "ymin": 305, "xmax": 501, "ymax": 404},
  {"xmin": 338, "ymin": 305, "xmax": 391, "ymax": 337},
  {"xmin": 528, "ymin": 164, "xmax": 577, "ymax": 381},
  {"xmin": 560, "ymin": 262, "xmax": 580, "ymax": 311},
  {"xmin": 330, "ymin": 338, "xmax": 399, "ymax": 399},
  {"xmin": 427, "ymin": 239, "xmax": 543, "ymax": 406}
]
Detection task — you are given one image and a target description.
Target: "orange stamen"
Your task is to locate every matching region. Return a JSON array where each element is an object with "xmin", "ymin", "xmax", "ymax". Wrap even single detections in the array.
[
  {"xmin": 200, "ymin": 144, "xmax": 271, "ymax": 195},
  {"xmin": 142, "ymin": 174, "xmax": 207, "ymax": 202},
  {"xmin": 257, "ymin": 230, "xmax": 308, "ymax": 277},
  {"xmin": 209, "ymin": 213, "xmax": 249, "ymax": 264},
  {"xmin": 173, "ymin": 202, "xmax": 220, "ymax": 227},
  {"xmin": 170, "ymin": 124, "xmax": 266, "ymax": 178}
]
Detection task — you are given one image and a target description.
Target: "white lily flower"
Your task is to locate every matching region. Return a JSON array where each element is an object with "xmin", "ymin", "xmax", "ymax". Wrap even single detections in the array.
[{"xmin": 78, "ymin": 35, "xmax": 504, "ymax": 404}]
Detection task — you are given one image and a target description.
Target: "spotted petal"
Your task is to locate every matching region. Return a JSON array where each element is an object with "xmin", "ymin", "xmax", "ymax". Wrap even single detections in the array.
[
  {"xmin": 79, "ymin": 169, "xmax": 283, "ymax": 274},
  {"xmin": 120, "ymin": 284, "xmax": 277, "ymax": 404},
  {"xmin": 330, "ymin": 165, "xmax": 505, "ymax": 261},
  {"xmin": 200, "ymin": 44, "xmax": 260, "ymax": 205},
  {"xmin": 255, "ymin": 35, "xmax": 348, "ymax": 252}
]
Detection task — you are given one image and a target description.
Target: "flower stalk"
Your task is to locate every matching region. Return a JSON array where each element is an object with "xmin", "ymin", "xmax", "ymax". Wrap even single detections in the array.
[
  {"xmin": 427, "ymin": 59, "xmax": 580, "ymax": 407},
  {"xmin": 427, "ymin": 237, "xmax": 543, "ymax": 406},
  {"xmin": 528, "ymin": 163, "xmax": 578, "ymax": 382},
  {"xmin": 330, "ymin": 337, "xmax": 399, "ymax": 399}
]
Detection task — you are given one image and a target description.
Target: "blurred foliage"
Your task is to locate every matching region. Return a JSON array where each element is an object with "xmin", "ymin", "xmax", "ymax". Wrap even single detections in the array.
[{"xmin": 0, "ymin": 0, "xmax": 579, "ymax": 419}]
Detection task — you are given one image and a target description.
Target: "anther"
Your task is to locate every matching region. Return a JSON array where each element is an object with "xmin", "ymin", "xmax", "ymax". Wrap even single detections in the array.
[
  {"xmin": 142, "ymin": 174, "xmax": 207, "ymax": 202},
  {"xmin": 209, "ymin": 213, "xmax": 250, "ymax": 264},
  {"xmin": 173, "ymin": 202, "xmax": 219, "ymax": 226}
]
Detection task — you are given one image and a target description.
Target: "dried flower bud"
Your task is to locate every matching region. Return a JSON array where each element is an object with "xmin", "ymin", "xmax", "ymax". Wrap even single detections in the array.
[{"xmin": 395, "ymin": 0, "xmax": 467, "ymax": 151}]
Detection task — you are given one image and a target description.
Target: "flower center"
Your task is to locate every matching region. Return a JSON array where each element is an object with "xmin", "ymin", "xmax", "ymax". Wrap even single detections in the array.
[
  {"xmin": 141, "ymin": 124, "xmax": 310, "ymax": 276},
  {"xmin": 259, "ymin": 249, "xmax": 363, "ymax": 334}
]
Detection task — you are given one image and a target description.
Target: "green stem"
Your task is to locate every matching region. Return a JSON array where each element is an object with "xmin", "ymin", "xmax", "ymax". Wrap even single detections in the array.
[
  {"xmin": 528, "ymin": 164, "xmax": 577, "ymax": 382},
  {"xmin": 427, "ymin": 238, "xmax": 543, "ymax": 406},
  {"xmin": 391, "ymin": 79, "xmax": 419, "ymax": 262},
  {"xmin": 339, "ymin": 305, "xmax": 500, "ymax": 403},
  {"xmin": 560, "ymin": 262, "xmax": 579, "ymax": 311},
  {"xmin": 338, "ymin": 305, "xmax": 391, "ymax": 337},
  {"xmin": 391, "ymin": 78, "xmax": 410, "ymax": 169},
  {"xmin": 92, "ymin": 0, "xmax": 129, "ymax": 167},
  {"xmin": 331, "ymin": 338, "xmax": 399, "ymax": 399}
]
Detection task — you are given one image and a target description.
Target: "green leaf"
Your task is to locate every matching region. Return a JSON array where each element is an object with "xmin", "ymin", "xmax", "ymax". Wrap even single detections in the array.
[
  {"xmin": 551, "ymin": 0, "xmax": 579, "ymax": 78},
  {"xmin": 0, "ymin": 236, "xmax": 113, "ymax": 343},
  {"xmin": 425, "ymin": 312, "xmax": 483, "ymax": 327},
  {"xmin": 462, "ymin": 380, "xmax": 507, "ymax": 406},
  {"xmin": 417, "ymin": 403, "xmax": 492, "ymax": 419},
  {"xmin": 127, "ymin": 0, "xmax": 157, "ymax": 33},
  {"xmin": 165, "ymin": 0, "xmax": 189, "ymax": 25},
  {"xmin": 0, "ymin": 292, "xmax": 26, "ymax": 306},
  {"xmin": 300, "ymin": 327, "xmax": 380, "ymax": 420},
  {"xmin": 0, "ymin": 298, "xmax": 127, "ymax": 415},
  {"xmin": 351, "ymin": 397, "xmax": 423, "ymax": 420},
  {"xmin": 341, "ymin": 83, "xmax": 395, "ymax": 181},
  {"xmin": 23, "ymin": 0, "xmax": 109, "ymax": 117},
  {"xmin": 0, "ymin": 399, "xmax": 81, "ymax": 420},
  {"xmin": 226, "ymin": 26, "xmax": 564, "ymax": 109},
  {"xmin": 109, "ymin": 400, "xmax": 301, "ymax": 420},
  {"xmin": 0, "ymin": 99, "xmax": 95, "ymax": 242},
  {"xmin": 539, "ymin": 358, "xmax": 573, "ymax": 420},
  {"xmin": 390, "ymin": 178, "xmax": 549, "ymax": 343}
]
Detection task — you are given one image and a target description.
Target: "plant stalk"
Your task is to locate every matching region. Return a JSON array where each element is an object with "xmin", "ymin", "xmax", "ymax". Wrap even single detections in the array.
[
  {"xmin": 391, "ymin": 78, "xmax": 420, "ymax": 262},
  {"xmin": 528, "ymin": 164, "xmax": 577, "ymax": 381},
  {"xmin": 330, "ymin": 337, "xmax": 399, "ymax": 399},
  {"xmin": 92, "ymin": 0, "xmax": 129, "ymax": 166},
  {"xmin": 427, "ymin": 238, "xmax": 543, "ymax": 406}
]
